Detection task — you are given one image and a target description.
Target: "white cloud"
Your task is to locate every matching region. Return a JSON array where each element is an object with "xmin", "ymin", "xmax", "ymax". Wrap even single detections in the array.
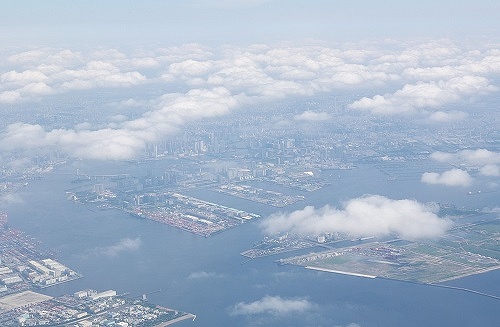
[
  {"xmin": 294, "ymin": 111, "xmax": 332, "ymax": 122},
  {"xmin": 429, "ymin": 110, "xmax": 468, "ymax": 122},
  {"xmin": 7, "ymin": 49, "xmax": 50, "ymax": 65},
  {"xmin": 0, "ymin": 123, "xmax": 51, "ymax": 149},
  {"xmin": 19, "ymin": 82, "xmax": 54, "ymax": 96},
  {"xmin": 1, "ymin": 70, "xmax": 49, "ymax": 85},
  {"xmin": 0, "ymin": 193, "xmax": 24, "ymax": 206},
  {"xmin": 429, "ymin": 152, "xmax": 455, "ymax": 163},
  {"xmin": 480, "ymin": 164, "xmax": 500, "ymax": 177},
  {"xmin": 0, "ymin": 124, "xmax": 149, "ymax": 160},
  {"xmin": 129, "ymin": 57, "xmax": 160, "ymax": 68},
  {"xmin": 430, "ymin": 150, "xmax": 500, "ymax": 182},
  {"xmin": 421, "ymin": 169, "xmax": 472, "ymax": 187},
  {"xmin": 0, "ymin": 91, "xmax": 21, "ymax": 103},
  {"xmin": 261, "ymin": 195, "xmax": 451, "ymax": 240},
  {"xmin": 231, "ymin": 296, "xmax": 313, "ymax": 316},
  {"xmin": 403, "ymin": 66, "xmax": 461, "ymax": 81},
  {"xmin": 431, "ymin": 149, "xmax": 500, "ymax": 166},
  {"xmin": 114, "ymin": 99, "xmax": 145, "ymax": 108},
  {"xmin": 0, "ymin": 87, "xmax": 241, "ymax": 160},
  {"xmin": 96, "ymin": 237, "xmax": 141, "ymax": 257},
  {"xmin": 57, "ymin": 61, "xmax": 147, "ymax": 90},
  {"xmin": 1, "ymin": 51, "xmax": 147, "ymax": 102},
  {"xmin": 349, "ymin": 76, "xmax": 496, "ymax": 114},
  {"xmin": 483, "ymin": 206, "xmax": 500, "ymax": 213},
  {"xmin": 1, "ymin": 41, "xmax": 500, "ymax": 159},
  {"xmin": 164, "ymin": 59, "xmax": 213, "ymax": 79}
]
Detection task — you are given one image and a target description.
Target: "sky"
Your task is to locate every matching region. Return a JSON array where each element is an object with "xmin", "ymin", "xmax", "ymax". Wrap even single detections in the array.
[{"xmin": 1, "ymin": 1, "xmax": 499, "ymax": 46}]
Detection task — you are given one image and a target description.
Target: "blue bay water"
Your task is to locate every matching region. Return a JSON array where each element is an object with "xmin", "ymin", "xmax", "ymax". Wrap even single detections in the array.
[{"xmin": 3, "ymin": 161, "xmax": 499, "ymax": 327}]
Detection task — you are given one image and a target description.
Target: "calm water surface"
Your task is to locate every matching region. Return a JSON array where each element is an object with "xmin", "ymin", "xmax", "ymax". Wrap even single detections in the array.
[{"xmin": 3, "ymin": 161, "xmax": 499, "ymax": 327}]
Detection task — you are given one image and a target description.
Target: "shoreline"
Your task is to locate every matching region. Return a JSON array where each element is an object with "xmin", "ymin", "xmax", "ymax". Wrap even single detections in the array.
[
  {"xmin": 305, "ymin": 266, "xmax": 377, "ymax": 279},
  {"xmin": 154, "ymin": 313, "xmax": 196, "ymax": 326}
]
